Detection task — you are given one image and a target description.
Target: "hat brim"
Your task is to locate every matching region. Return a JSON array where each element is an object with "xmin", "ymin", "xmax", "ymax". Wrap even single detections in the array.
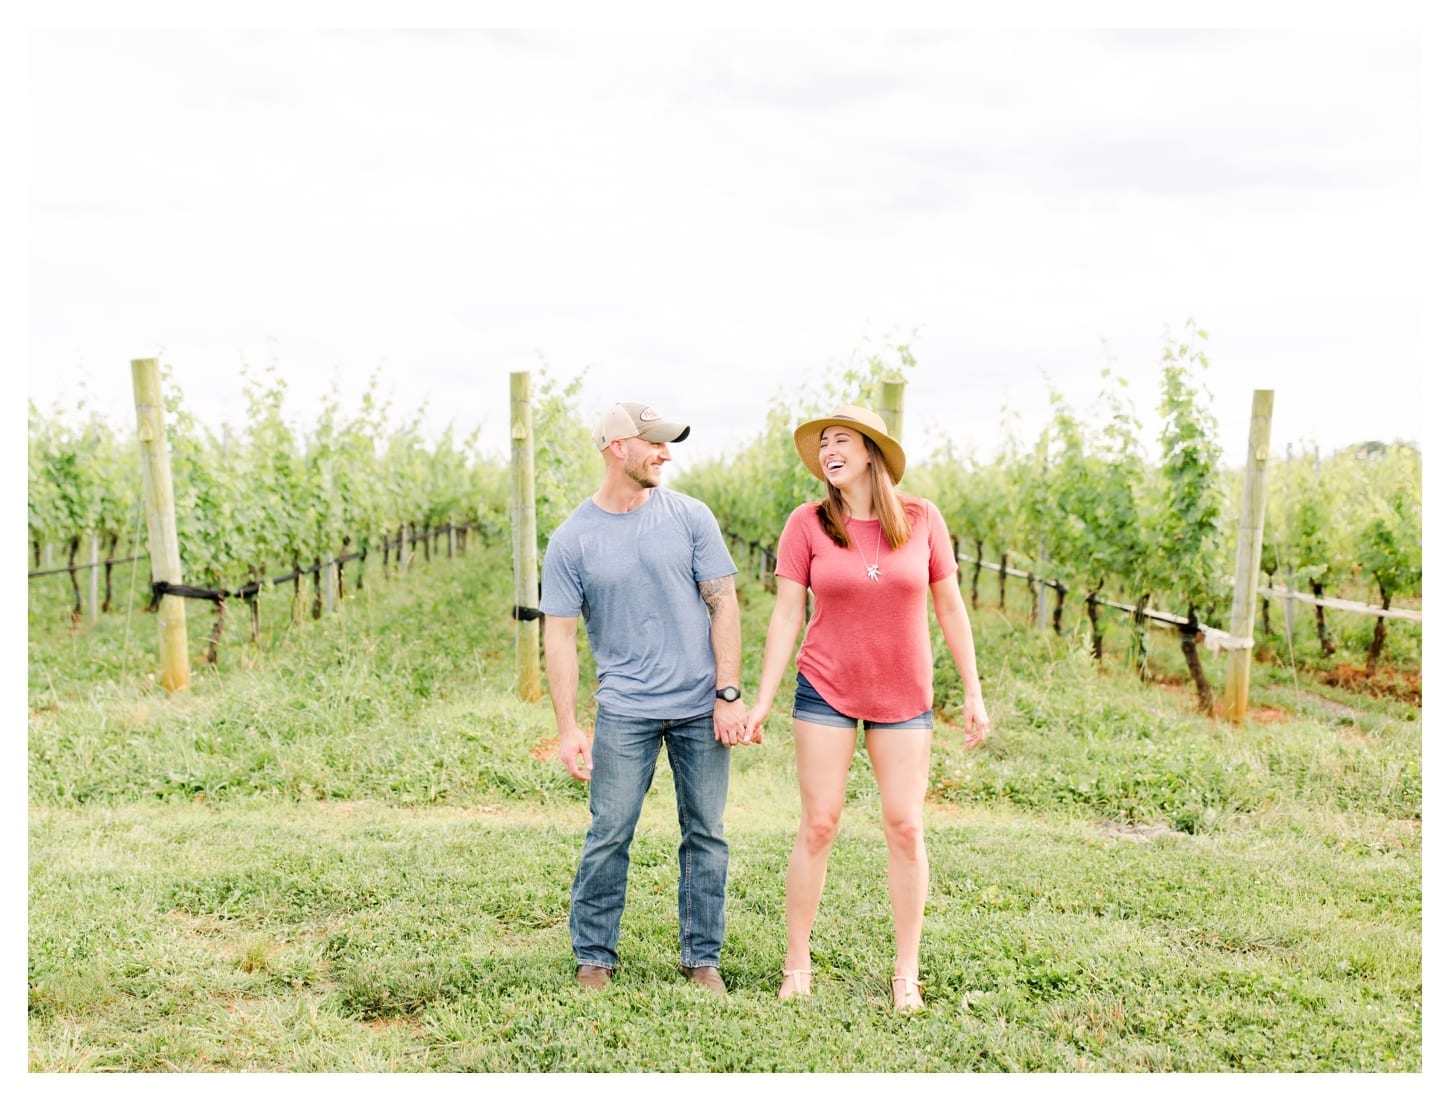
[
  {"xmin": 794, "ymin": 416, "xmax": 906, "ymax": 484},
  {"xmin": 638, "ymin": 422, "xmax": 690, "ymax": 444}
]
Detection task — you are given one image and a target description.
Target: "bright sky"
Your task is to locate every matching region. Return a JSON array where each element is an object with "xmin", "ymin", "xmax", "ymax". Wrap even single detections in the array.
[{"xmin": 23, "ymin": 9, "xmax": 1435, "ymax": 477}]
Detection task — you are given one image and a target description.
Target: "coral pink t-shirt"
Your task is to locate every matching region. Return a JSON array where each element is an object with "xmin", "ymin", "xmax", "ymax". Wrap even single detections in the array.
[{"xmin": 775, "ymin": 497, "xmax": 957, "ymax": 723}]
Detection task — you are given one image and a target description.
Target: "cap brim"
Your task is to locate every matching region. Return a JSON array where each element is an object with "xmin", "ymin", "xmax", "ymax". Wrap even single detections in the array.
[{"xmin": 639, "ymin": 422, "xmax": 690, "ymax": 444}]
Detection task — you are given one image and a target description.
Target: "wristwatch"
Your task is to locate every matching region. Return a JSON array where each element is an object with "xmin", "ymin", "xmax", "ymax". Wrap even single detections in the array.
[{"xmin": 715, "ymin": 686, "xmax": 741, "ymax": 703}]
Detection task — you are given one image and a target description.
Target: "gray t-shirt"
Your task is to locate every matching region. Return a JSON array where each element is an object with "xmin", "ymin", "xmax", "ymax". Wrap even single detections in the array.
[{"xmin": 540, "ymin": 487, "xmax": 737, "ymax": 719}]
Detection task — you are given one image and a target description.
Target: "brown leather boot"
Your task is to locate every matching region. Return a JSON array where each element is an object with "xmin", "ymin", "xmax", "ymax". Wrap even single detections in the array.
[
  {"xmin": 576, "ymin": 964, "xmax": 613, "ymax": 991},
  {"xmin": 681, "ymin": 965, "xmax": 726, "ymax": 995}
]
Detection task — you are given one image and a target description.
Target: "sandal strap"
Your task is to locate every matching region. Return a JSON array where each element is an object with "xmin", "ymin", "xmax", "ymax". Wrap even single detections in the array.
[
  {"xmin": 779, "ymin": 967, "xmax": 813, "ymax": 999},
  {"xmin": 892, "ymin": 975, "xmax": 924, "ymax": 1012}
]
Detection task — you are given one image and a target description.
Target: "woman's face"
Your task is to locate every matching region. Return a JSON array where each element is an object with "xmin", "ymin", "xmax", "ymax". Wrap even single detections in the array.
[{"xmin": 817, "ymin": 425, "xmax": 871, "ymax": 488}]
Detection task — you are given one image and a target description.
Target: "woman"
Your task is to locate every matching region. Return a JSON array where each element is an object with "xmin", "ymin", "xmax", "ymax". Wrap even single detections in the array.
[{"xmin": 745, "ymin": 405, "xmax": 989, "ymax": 1012}]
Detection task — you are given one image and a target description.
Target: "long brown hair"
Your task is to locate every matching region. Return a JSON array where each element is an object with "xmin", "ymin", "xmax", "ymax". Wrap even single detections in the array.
[{"xmin": 814, "ymin": 436, "xmax": 917, "ymax": 549}]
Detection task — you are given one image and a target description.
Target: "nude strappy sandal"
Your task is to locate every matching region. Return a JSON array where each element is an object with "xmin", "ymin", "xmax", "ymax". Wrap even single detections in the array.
[
  {"xmin": 778, "ymin": 968, "xmax": 812, "ymax": 1000},
  {"xmin": 891, "ymin": 975, "xmax": 924, "ymax": 1013}
]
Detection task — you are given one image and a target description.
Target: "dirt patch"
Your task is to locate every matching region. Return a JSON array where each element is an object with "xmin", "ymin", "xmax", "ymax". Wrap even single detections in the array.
[
  {"xmin": 364, "ymin": 1017, "xmax": 424, "ymax": 1036},
  {"xmin": 1126, "ymin": 657, "xmax": 1420, "ymax": 716},
  {"xmin": 1321, "ymin": 664, "xmax": 1421, "ymax": 705},
  {"xmin": 1246, "ymin": 706, "xmax": 1295, "ymax": 724},
  {"xmin": 1099, "ymin": 822, "xmax": 1186, "ymax": 842}
]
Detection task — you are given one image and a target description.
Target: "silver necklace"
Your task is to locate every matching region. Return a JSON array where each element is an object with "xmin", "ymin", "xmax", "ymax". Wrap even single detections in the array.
[{"xmin": 852, "ymin": 520, "xmax": 883, "ymax": 581}]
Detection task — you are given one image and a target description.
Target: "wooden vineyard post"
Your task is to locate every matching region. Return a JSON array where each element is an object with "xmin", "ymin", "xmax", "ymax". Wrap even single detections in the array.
[
  {"xmin": 510, "ymin": 371, "xmax": 542, "ymax": 702},
  {"xmin": 1036, "ymin": 450, "xmax": 1050, "ymax": 631},
  {"xmin": 875, "ymin": 375, "xmax": 905, "ymax": 439},
  {"xmin": 131, "ymin": 357, "xmax": 191, "ymax": 693},
  {"xmin": 1224, "ymin": 390, "xmax": 1274, "ymax": 723},
  {"xmin": 88, "ymin": 531, "xmax": 101, "ymax": 624}
]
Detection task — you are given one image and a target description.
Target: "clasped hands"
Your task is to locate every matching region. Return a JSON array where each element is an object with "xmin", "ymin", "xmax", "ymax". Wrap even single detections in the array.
[{"xmin": 715, "ymin": 698, "xmax": 765, "ymax": 748}]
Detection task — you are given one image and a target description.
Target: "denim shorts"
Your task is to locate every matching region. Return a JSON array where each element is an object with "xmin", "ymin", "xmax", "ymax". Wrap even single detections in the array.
[{"xmin": 791, "ymin": 671, "xmax": 933, "ymax": 731}]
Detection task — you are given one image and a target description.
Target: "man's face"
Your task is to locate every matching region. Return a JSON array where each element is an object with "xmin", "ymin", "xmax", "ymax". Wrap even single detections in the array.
[{"xmin": 621, "ymin": 436, "xmax": 670, "ymax": 488}]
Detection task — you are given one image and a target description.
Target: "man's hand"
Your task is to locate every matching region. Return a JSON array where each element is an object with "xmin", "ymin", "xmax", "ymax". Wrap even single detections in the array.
[
  {"xmin": 714, "ymin": 698, "xmax": 752, "ymax": 747},
  {"xmin": 558, "ymin": 724, "xmax": 594, "ymax": 781}
]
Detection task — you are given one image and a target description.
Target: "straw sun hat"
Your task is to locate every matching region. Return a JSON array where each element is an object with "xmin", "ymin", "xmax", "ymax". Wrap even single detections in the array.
[{"xmin": 793, "ymin": 405, "xmax": 907, "ymax": 485}]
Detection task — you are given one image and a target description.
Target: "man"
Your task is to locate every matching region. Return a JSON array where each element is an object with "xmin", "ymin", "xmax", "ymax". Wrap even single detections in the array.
[{"xmin": 540, "ymin": 400, "xmax": 752, "ymax": 996}]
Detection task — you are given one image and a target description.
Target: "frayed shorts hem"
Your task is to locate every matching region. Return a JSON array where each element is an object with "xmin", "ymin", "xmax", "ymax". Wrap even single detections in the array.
[{"xmin": 791, "ymin": 671, "xmax": 933, "ymax": 730}]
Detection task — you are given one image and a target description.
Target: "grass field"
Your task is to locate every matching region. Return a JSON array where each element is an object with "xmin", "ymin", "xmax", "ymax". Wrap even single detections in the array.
[{"xmin": 26, "ymin": 534, "xmax": 1422, "ymax": 1073}]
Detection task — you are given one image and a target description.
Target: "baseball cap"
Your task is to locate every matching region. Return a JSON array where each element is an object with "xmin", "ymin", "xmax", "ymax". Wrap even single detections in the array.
[{"xmin": 592, "ymin": 402, "xmax": 691, "ymax": 451}]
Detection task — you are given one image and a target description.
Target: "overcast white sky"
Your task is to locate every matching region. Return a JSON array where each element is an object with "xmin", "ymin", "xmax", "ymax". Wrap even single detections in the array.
[{"xmin": 23, "ymin": 11, "xmax": 1437, "ymax": 477}]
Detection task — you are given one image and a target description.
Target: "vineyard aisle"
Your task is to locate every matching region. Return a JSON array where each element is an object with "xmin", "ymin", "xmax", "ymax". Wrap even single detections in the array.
[{"xmin": 27, "ymin": 535, "xmax": 1420, "ymax": 1073}]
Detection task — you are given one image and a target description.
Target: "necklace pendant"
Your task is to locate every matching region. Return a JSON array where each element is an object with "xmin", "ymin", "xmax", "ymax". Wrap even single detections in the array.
[{"xmin": 865, "ymin": 564, "xmax": 881, "ymax": 582}]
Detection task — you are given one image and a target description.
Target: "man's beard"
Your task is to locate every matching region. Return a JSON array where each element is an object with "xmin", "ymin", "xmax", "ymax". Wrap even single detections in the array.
[{"xmin": 625, "ymin": 454, "xmax": 661, "ymax": 489}]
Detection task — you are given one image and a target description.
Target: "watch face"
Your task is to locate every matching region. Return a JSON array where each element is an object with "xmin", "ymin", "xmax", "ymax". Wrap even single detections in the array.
[{"xmin": 716, "ymin": 686, "xmax": 740, "ymax": 702}]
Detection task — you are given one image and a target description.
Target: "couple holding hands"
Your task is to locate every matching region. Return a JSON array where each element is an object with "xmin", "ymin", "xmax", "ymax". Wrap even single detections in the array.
[{"xmin": 541, "ymin": 398, "xmax": 989, "ymax": 1012}]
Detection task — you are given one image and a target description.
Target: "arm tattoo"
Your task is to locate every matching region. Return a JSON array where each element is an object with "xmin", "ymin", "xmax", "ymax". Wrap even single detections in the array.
[{"xmin": 698, "ymin": 576, "xmax": 734, "ymax": 619}]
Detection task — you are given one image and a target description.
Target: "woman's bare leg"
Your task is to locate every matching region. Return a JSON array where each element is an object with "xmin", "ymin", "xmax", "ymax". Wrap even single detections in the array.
[
  {"xmin": 865, "ymin": 726, "xmax": 932, "ymax": 1009},
  {"xmin": 779, "ymin": 719, "xmax": 857, "ymax": 998}
]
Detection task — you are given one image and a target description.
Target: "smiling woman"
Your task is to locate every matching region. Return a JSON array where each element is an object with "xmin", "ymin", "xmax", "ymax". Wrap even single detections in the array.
[{"xmin": 744, "ymin": 402, "xmax": 990, "ymax": 1011}]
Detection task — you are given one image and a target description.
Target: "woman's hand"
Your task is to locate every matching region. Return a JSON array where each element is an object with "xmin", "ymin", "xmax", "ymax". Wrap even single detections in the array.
[
  {"xmin": 743, "ymin": 702, "xmax": 771, "ymax": 746},
  {"xmin": 962, "ymin": 696, "xmax": 990, "ymax": 749}
]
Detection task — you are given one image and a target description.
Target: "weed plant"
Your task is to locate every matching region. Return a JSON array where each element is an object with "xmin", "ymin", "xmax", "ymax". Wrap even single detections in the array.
[{"xmin": 27, "ymin": 536, "xmax": 1420, "ymax": 1072}]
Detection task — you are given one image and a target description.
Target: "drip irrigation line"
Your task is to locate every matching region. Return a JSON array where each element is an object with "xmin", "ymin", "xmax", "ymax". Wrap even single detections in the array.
[
  {"xmin": 968, "ymin": 557, "xmax": 1070, "ymax": 594},
  {"xmin": 962, "ymin": 553, "xmax": 1245, "ymax": 648},
  {"xmin": 1084, "ymin": 592, "xmax": 1198, "ymax": 630},
  {"xmin": 28, "ymin": 554, "xmax": 148, "ymax": 579},
  {"xmin": 139, "ymin": 522, "xmax": 479, "ymax": 611}
]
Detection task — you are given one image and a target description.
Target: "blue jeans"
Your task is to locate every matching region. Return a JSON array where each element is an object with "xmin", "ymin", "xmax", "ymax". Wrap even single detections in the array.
[{"xmin": 570, "ymin": 708, "xmax": 731, "ymax": 971}]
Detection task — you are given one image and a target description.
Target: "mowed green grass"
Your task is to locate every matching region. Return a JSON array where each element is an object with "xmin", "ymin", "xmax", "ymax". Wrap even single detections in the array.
[{"xmin": 26, "ymin": 537, "xmax": 1421, "ymax": 1072}]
